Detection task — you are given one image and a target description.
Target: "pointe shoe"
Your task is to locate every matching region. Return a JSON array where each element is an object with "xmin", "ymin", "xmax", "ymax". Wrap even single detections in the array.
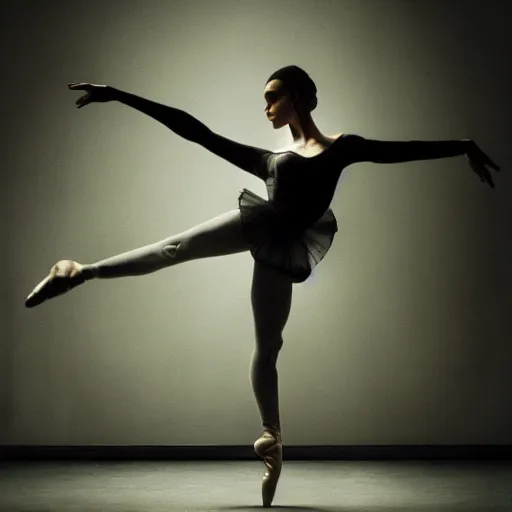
[
  {"xmin": 25, "ymin": 260, "xmax": 87, "ymax": 308},
  {"xmin": 254, "ymin": 426, "xmax": 282, "ymax": 508}
]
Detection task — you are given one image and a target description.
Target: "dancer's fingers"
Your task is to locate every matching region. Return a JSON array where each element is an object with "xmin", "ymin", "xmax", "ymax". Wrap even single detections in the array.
[{"xmin": 68, "ymin": 83, "xmax": 89, "ymax": 90}]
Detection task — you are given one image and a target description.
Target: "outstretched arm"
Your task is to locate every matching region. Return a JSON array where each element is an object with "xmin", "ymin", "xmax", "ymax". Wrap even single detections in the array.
[
  {"xmin": 112, "ymin": 88, "xmax": 271, "ymax": 180},
  {"xmin": 343, "ymin": 134, "xmax": 470, "ymax": 164},
  {"xmin": 114, "ymin": 88, "xmax": 211, "ymax": 144},
  {"xmin": 68, "ymin": 83, "xmax": 271, "ymax": 180},
  {"xmin": 340, "ymin": 133, "xmax": 501, "ymax": 188}
]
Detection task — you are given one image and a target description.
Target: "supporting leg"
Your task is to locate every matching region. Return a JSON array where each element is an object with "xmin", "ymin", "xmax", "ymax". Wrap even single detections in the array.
[{"xmin": 250, "ymin": 261, "xmax": 293, "ymax": 507}]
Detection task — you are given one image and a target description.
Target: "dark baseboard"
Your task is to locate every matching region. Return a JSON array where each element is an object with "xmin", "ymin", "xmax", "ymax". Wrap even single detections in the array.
[{"xmin": 1, "ymin": 445, "xmax": 511, "ymax": 462}]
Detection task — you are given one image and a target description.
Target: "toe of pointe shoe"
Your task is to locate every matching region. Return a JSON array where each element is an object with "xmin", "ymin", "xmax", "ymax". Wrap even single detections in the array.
[
  {"xmin": 262, "ymin": 454, "xmax": 282, "ymax": 507},
  {"xmin": 25, "ymin": 274, "xmax": 53, "ymax": 308},
  {"xmin": 25, "ymin": 260, "xmax": 84, "ymax": 308}
]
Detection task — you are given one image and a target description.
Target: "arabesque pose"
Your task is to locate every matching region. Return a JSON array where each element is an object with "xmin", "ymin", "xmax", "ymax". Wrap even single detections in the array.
[{"xmin": 25, "ymin": 65, "xmax": 500, "ymax": 508}]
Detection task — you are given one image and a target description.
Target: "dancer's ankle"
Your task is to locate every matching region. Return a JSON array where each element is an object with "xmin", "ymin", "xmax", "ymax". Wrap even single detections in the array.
[
  {"xmin": 263, "ymin": 423, "xmax": 281, "ymax": 437},
  {"xmin": 80, "ymin": 263, "xmax": 98, "ymax": 280}
]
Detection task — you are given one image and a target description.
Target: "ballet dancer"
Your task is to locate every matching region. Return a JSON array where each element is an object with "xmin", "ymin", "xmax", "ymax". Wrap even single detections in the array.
[{"xmin": 25, "ymin": 65, "xmax": 500, "ymax": 507}]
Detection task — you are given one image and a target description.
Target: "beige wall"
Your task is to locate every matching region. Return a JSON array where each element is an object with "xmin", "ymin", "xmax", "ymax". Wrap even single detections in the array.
[{"xmin": 2, "ymin": 0, "xmax": 511, "ymax": 445}]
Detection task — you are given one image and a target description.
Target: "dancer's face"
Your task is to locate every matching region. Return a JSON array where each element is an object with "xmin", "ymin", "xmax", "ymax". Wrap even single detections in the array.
[{"xmin": 264, "ymin": 79, "xmax": 297, "ymax": 129}]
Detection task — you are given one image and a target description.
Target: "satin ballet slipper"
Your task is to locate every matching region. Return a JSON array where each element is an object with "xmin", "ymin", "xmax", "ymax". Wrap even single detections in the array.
[
  {"xmin": 25, "ymin": 260, "xmax": 90, "ymax": 308},
  {"xmin": 254, "ymin": 426, "xmax": 283, "ymax": 508}
]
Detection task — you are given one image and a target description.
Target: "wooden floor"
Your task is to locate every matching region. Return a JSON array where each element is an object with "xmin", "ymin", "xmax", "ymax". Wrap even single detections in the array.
[{"xmin": 1, "ymin": 460, "xmax": 511, "ymax": 511}]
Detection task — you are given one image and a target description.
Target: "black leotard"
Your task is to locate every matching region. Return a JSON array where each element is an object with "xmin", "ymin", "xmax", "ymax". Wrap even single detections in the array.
[{"xmin": 237, "ymin": 134, "xmax": 466, "ymax": 282}]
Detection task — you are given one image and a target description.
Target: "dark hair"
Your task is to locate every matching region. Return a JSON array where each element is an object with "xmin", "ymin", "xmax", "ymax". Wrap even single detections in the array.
[{"xmin": 266, "ymin": 65, "xmax": 318, "ymax": 112}]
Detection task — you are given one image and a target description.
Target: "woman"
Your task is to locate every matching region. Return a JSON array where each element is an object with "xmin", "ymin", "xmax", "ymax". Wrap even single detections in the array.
[{"xmin": 25, "ymin": 65, "xmax": 500, "ymax": 508}]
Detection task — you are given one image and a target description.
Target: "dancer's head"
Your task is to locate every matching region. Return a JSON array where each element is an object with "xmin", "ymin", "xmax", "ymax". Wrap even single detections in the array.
[{"xmin": 263, "ymin": 65, "xmax": 318, "ymax": 129}]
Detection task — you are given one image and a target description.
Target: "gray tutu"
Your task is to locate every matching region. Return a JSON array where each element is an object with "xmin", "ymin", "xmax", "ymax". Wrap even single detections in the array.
[{"xmin": 237, "ymin": 188, "xmax": 338, "ymax": 283}]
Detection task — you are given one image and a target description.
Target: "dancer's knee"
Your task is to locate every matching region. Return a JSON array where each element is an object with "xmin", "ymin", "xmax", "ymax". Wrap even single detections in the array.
[
  {"xmin": 161, "ymin": 241, "xmax": 185, "ymax": 263},
  {"xmin": 255, "ymin": 334, "xmax": 284, "ymax": 358}
]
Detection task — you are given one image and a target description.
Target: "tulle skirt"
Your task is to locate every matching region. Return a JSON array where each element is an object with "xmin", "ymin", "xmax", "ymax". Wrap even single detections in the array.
[{"xmin": 238, "ymin": 188, "xmax": 338, "ymax": 283}]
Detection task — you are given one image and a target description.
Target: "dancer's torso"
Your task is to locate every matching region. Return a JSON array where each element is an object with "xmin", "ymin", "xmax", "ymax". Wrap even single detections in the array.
[{"xmin": 265, "ymin": 133, "xmax": 348, "ymax": 229}]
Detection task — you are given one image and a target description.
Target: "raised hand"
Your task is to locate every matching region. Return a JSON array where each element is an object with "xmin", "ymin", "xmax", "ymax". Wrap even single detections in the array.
[
  {"xmin": 68, "ymin": 82, "xmax": 117, "ymax": 109},
  {"xmin": 465, "ymin": 140, "xmax": 501, "ymax": 188}
]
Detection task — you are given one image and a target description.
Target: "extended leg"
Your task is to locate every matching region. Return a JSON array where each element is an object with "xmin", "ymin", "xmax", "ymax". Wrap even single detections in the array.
[
  {"xmin": 25, "ymin": 209, "xmax": 248, "ymax": 307},
  {"xmin": 85, "ymin": 209, "xmax": 248, "ymax": 278}
]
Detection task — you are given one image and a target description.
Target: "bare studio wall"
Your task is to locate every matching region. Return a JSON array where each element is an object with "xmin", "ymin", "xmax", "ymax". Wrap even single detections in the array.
[{"xmin": 2, "ymin": 0, "xmax": 511, "ymax": 446}]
